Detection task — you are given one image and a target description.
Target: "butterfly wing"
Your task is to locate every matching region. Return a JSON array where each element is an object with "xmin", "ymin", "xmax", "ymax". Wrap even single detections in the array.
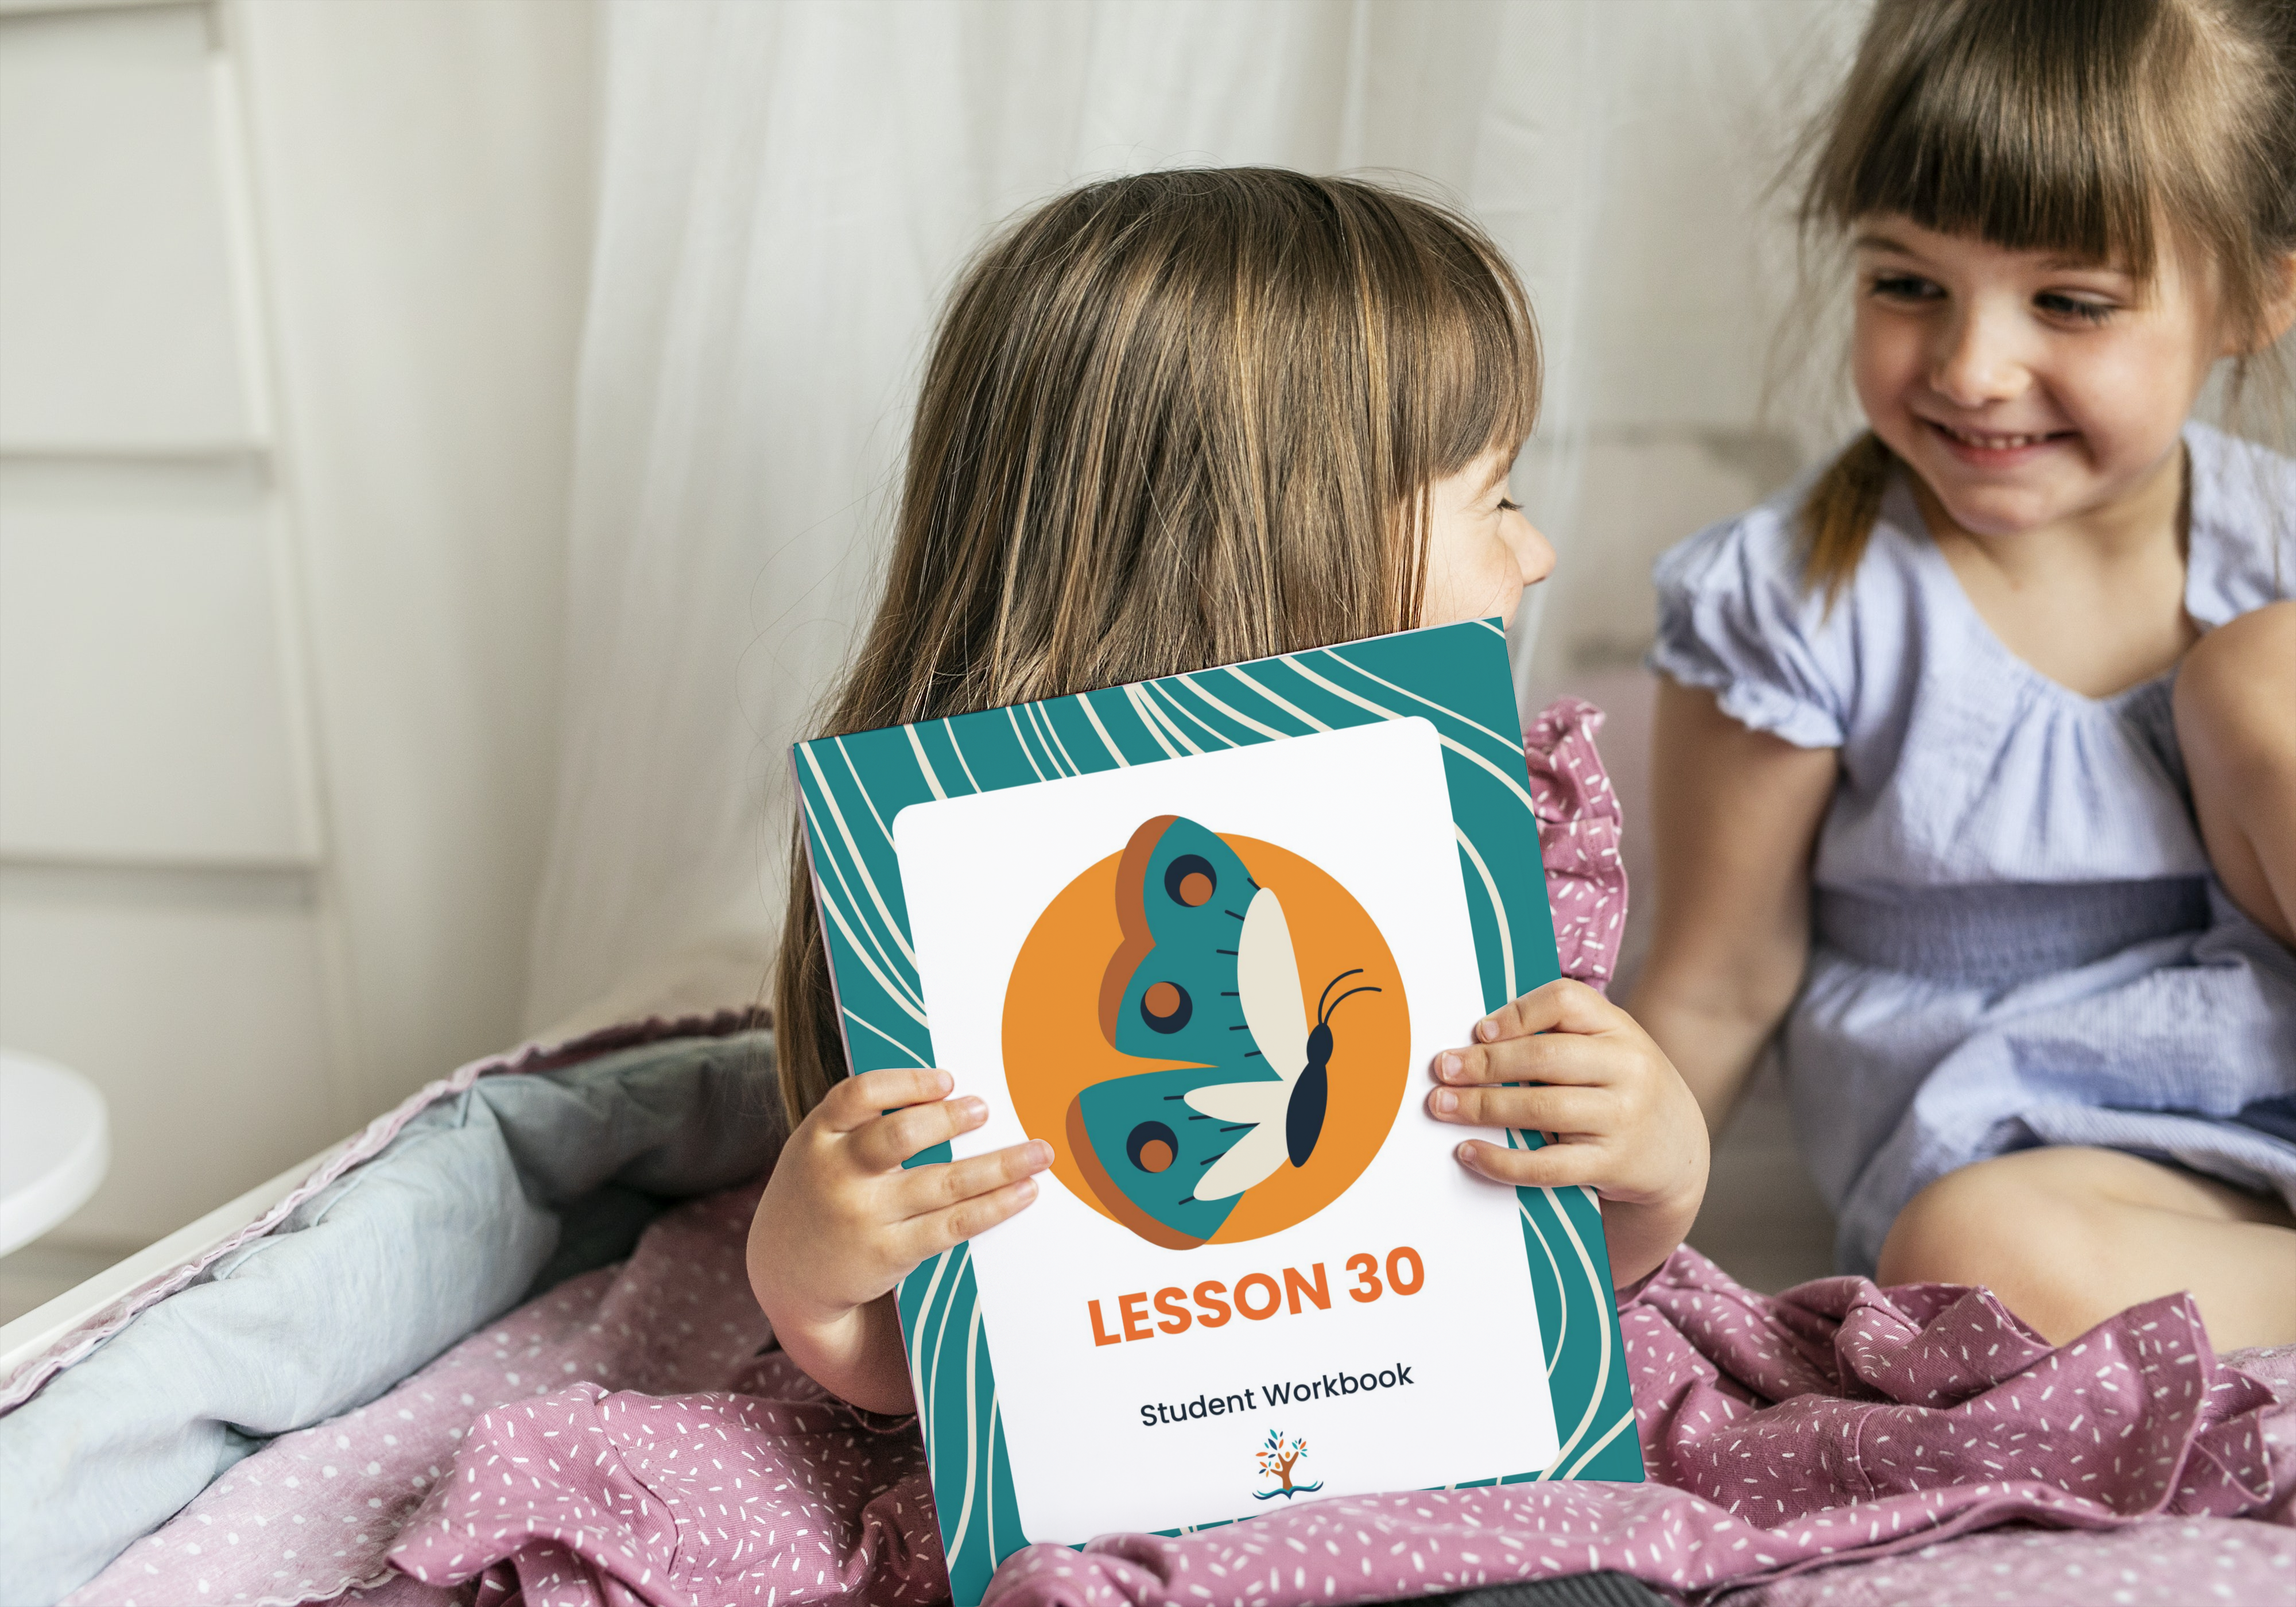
[
  {"xmin": 1066, "ymin": 815, "xmax": 1285, "ymax": 1240},
  {"xmin": 1099, "ymin": 816, "xmax": 1282, "ymax": 1077},
  {"xmin": 1181, "ymin": 1082, "xmax": 1287, "ymax": 1122},
  {"xmin": 1192, "ymin": 1103, "xmax": 1292, "ymax": 1201},
  {"xmin": 1236, "ymin": 887, "xmax": 1309, "ymax": 1085},
  {"xmin": 1158, "ymin": 884, "xmax": 1314, "ymax": 1202},
  {"xmin": 1067, "ymin": 1066, "xmax": 1247, "ymax": 1247}
]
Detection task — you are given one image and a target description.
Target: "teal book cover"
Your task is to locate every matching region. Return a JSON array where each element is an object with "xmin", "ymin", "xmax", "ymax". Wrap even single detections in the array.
[{"xmin": 791, "ymin": 620, "xmax": 1643, "ymax": 1605}]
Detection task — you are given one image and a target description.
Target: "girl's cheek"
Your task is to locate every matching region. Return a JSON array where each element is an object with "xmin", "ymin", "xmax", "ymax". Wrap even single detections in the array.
[{"xmin": 1855, "ymin": 304, "xmax": 1940, "ymax": 412}]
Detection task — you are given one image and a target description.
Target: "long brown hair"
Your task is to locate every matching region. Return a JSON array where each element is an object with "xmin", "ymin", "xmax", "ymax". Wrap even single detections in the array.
[
  {"xmin": 1793, "ymin": 0, "xmax": 2296, "ymax": 598},
  {"xmin": 773, "ymin": 169, "xmax": 1540, "ymax": 1123}
]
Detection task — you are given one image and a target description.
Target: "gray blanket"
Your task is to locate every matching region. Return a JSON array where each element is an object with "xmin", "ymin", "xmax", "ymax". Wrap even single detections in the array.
[{"xmin": 0, "ymin": 1029, "xmax": 783, "ymax": 1605}]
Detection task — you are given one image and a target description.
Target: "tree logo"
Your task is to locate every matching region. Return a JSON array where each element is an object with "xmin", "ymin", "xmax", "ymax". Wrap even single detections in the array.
[{"xmin": 1252, "ymin": 1429, "xmax": 1323, "ymax": 1501}]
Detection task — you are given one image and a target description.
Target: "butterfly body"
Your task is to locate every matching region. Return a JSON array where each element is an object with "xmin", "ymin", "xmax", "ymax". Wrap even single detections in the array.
[
  {"xmin": 1064, "ymin": 815, "xmax": 1378, "ymax": 1247},
  {"xmin": 1287, "ymin": 1025, "xmax": 1332, "ymax": 1169}
]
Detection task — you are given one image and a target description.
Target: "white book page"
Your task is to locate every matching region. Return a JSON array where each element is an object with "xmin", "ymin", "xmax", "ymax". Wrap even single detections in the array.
[{"xmin": 895, "ymin": 718, "xmax": 1559, "ymax": 1540}]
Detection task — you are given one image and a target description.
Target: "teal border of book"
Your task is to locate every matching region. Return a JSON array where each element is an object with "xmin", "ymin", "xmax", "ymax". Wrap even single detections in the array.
[{"xmin": 792, "ymin": 620, "xmax": 1643, "ymax": 1606}]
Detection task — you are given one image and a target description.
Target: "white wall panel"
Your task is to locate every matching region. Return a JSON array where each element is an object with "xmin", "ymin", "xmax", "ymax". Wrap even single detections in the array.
[
  {"xmin": 0, "ymin": 5, "xmax": 257, "ymax": 450},
  {"xmin": 234, "ymin": 0, "xmax": 594, "ymax": 1106},
  {"xmin": 0, "ymin": 863, "xmax": 340, "ymax": 1245},
  {"xmin": 1521, "ymin": 433, "xmax": 1782, "ymax": 696},
  {"xmin": 0, "ymin": 471, "xmax": 317, "ymax": 863}
]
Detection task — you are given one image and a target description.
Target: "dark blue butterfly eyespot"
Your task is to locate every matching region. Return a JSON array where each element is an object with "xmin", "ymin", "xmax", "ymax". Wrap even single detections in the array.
[
  {"xmin": 1126, "ymin": 1120, "xmax": 1179, "ymax": 1174},
  {"xmin": 1163, "ymin": 854, "xmax": 1216, "ymax": 908},
  {"xmin": 1139, "ymin": 979, "xmax": 1192, "ymax": 1033}
]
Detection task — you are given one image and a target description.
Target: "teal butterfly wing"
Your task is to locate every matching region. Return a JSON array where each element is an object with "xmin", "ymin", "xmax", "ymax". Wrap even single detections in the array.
[
  {"xmin": 1066, "ymin": 815, "xmax": 1284, "ymax": 1248},
  {"xmin": 1068, "ymin": 1066, "xmax": 1246, "ymax": 1248},
  {"xmin": 1103, "ymin": 815, "xmax": 1267, "ymax": 1063}
]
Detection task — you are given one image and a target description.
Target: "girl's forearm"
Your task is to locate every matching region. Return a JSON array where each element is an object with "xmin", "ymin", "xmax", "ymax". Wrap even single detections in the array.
[
  {"xmin": 1626, "ymin": 981, "xmax": 1795, "ymax": 1134},
  {"xmin": 1633, "ymin": 680, "xmax": 1836, "ymax": 1132},
  {"xmin": 1601, "ymin": 1189, "xmax": 1701, "ymax": 1291},
  {"xmin": 769, "ymin": 1292, "xmax": 916, "ymax": 1415}
]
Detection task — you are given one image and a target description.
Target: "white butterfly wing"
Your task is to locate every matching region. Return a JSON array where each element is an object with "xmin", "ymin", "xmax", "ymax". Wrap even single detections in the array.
[
  {"xmin": 1192, "ymin": 1117, "xmax": 1290, "ymax": 1202},
  {"xmin": 1237, "ymin": 887, "xmax": 1310, "ymax": 1083},
  {"xmin": 1183, "ymin": 885, "xmax": 1309, "ymax": 1203},
  {"xmin": 1182, "ymin": 1082, "xmax": 1286, "ymax": 1122}
]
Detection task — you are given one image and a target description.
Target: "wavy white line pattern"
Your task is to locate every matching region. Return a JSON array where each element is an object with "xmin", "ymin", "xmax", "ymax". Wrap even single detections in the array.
[{"xmin": 793, "ymin": 621, "xmax": 1640, "ymax": 1605}]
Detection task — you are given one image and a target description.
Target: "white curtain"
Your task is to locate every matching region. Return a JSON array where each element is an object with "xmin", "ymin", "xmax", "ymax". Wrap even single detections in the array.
[{"xmin": 522, "ymin": 0, "xmax": 1865, "ymax": 1031}]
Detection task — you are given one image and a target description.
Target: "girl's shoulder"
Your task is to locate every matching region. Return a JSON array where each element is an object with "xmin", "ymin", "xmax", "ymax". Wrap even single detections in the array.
[
  {"xmin": 1650, "ymin": 478, "xmax": 1810, "ymax": 604},
  {"xmin": 2184, "ymin": 421, "xmax": 2296, "ymax": 624},
  {"xmin": 1647, "ymin": 468, "xmax": 1887, "ymax": 751}
]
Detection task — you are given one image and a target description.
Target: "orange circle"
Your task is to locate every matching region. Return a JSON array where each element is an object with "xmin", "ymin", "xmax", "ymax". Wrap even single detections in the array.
[
  {"xmin": 1143, "ymin": 981, "xmax": 1183, "ymax": 1021},
  {"xmin": 1178, "ymin": 871, "xmax": 1213, "ymax": 906},
  {"xmin": 1138, "ymin": 1139, "xmax": 1174, "ymax": 1173},
  {"xmin": 1001, "ymin": 829, "xmax": 1410, "ymax": 1245}
]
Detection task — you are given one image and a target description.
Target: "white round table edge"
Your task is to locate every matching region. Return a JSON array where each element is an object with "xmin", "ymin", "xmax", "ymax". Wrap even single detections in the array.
[{"xmin": 0, "ymin": 1050, "xmax": 112, "ymax": 1258}]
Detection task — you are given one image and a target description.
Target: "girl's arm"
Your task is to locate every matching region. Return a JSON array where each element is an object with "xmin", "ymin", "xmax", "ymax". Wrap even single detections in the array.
[{"xmin": 1626, "ymin": 679, "xmax": 1840, "ymax": 1132}]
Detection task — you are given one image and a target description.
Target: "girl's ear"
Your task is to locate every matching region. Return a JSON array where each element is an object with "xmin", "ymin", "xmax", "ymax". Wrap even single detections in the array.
[{"xmin": 2243, "ymin": 249, "xmax": 2296, "ymax": 355}]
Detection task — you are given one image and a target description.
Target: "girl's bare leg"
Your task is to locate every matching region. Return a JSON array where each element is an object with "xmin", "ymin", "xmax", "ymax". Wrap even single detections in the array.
[
  {"xmin": 1876, "ymin": 1146, "xmax": 2296, "ymax": 1348},
  {"xmin": 2175, "ymin": 600, "xmax": 2296, "ymax": 946}
]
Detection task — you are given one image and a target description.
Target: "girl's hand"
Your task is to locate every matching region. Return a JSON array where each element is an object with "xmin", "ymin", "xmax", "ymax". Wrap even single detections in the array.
[
  {"xmin": 1426, "ymin": 978, "xmax": 1709, "ymax": 1290},
  {"xmin": 747, "ymin": 1065, "xmax": 1053, "ymax": 1414}
]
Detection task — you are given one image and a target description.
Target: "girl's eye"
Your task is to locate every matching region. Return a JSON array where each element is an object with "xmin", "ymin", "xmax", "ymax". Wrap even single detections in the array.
[
  {"xmin": 1497, "ymin": 498, "xmax": 1522, "ymax": 513},
  {"xmin": 1867, "ymin": 272, "xmax": 1941, "ymax": 303},
  {"xmin": 2035, "ymin": 291, "xmax": 2115, "ymax": 325}
]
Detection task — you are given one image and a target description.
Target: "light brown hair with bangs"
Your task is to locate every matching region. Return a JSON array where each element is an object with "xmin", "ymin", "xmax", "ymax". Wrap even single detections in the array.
[
  {"xmin": 1793, "ymin": 0, "xmax": 2296, "ymax": 598},
  {"xmin": 773, "ymin": 168, "xmax": 1541, "ymax": 1123}
]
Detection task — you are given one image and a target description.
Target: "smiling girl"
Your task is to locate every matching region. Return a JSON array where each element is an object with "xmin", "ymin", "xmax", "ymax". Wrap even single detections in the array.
[{"xmin": 1630, "ymin": 0, "xmax": 2296, "ymax": 1347}]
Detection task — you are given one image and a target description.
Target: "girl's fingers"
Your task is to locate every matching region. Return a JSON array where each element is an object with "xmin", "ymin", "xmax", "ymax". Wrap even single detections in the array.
[
  {"xmin": 1432, "ymin": 1031, "xmax": 1614, "ymax": 1089},
  {"xmin": 817, "ymin": 1065, "xmax": 955, "ymax": 1132},
  {"xmin": 1426, "ymin": 1081, "xmax": 1607, "ymax": 1136},
  {"xmin": 1452, "ymin": 1135, "xmax": 1604, "ymax": 1191},
  {"xmin": 894, "ymin": 1139, "xmax": 1055, "ymax": 1219},
  {"xmin": 898, "ymin": 1175, "xmax": 1042, "ymax": 1261},
  {"xmin": 1470, "ymin": 979, "xmax": 1616, "ymax": 1044},
  {"xmin": 849, "ymin": 1093, "xmax": 988, "ymax": 1172}
]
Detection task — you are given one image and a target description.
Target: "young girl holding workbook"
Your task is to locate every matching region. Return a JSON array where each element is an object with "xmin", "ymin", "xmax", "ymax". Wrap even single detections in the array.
[
  {"xmin": 745, "ymin": 170, "xmax": 1711, "ymax": 1414},
  {"xmin": 1631, "ymin": 0, "xmax": 2296, "ymax": 1349}
]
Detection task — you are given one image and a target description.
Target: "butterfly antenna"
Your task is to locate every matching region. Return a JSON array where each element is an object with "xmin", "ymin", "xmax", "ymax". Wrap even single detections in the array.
[
  {"xmin": 1321, "ymin": 984, "xmax": 1382, "ymax": 1024},
  {"xmin": 1315, "ymin": 969, "xmax": 1364, "ymax": 1020}
]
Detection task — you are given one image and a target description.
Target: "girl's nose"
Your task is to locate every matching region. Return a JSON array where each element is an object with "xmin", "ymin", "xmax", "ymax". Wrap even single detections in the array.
[
  {"xmin": 1930, "ymin": 303, "xmax": 2029, "ymax": 408},
  {"xmin": 1512, "ymin": 512, "xmax": 1557, "ymax": 588}
]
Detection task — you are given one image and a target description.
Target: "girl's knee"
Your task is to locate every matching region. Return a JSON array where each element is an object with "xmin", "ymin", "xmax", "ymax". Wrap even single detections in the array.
[
  {"xmin": 2175, "ymin": 602, "xmax": 2296, "ymax": 943},
  {"xmin": 2175, "ymin": 602, "xmax": 2296, "ymax": 764},
  {"xmin": 1876, "ymin": 1150, "xmax": 2097, "ymax": 1288}
]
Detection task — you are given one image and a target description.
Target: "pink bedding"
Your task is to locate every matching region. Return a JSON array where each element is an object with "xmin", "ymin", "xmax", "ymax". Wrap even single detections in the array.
[
  {"xmin": 64, "ymin": 702, "xmax": 2296, "ymax": 1604},
  {"xmin": 72, "ymin": 1186, "xmax": 2296, "ymax": 1606}
]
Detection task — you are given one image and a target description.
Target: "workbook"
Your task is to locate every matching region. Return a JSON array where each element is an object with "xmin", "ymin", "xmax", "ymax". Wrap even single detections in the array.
[{"xmin": 792, "ymin": 620, "xmax": 1641, "ymax": 1604}]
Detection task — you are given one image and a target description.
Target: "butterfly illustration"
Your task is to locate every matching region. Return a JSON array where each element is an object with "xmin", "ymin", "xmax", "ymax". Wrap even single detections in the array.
[{"xmin": 1064, "ymin": 815, "xmax": 1380, "ymax": 1249}]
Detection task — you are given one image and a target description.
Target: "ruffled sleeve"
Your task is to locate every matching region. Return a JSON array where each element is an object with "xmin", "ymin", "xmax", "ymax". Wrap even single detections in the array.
[
  {"xmin": 1647, "ymin": 505, "xmax": 1847, "ymax": 750},
  {"xmin": 1525, "ymin": 696, "xmax": 1626, "ymax": 994}
]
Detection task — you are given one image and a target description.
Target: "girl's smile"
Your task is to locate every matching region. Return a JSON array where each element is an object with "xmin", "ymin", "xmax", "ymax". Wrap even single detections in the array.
[{"xmin": 1921, "ymin": 419, "xmax": 2077, "ymax": 464}]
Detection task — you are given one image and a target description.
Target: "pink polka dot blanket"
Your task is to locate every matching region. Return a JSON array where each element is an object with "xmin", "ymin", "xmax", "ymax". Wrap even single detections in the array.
[
  {"xmin": 71, "ymin": 1196, "xmax": 2296, "ymax": 1607},
  {"xmin": 55, "ymin": 702, "xmax": 2296, "ymax": 1605}
]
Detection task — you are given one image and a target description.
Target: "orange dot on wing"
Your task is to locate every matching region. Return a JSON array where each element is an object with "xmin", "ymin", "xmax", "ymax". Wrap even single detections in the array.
[
  {"xmin": 1179, "ymin": 872, "xmax": 1213, "ymax": 906},
  {"xmin": 1144, "ymin": 981, "xmax": 1182, "ymax": 1018},
  {"xmin": 1138, "ymin": 1140, "xmax": 1174, "ymax": 1173}
]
